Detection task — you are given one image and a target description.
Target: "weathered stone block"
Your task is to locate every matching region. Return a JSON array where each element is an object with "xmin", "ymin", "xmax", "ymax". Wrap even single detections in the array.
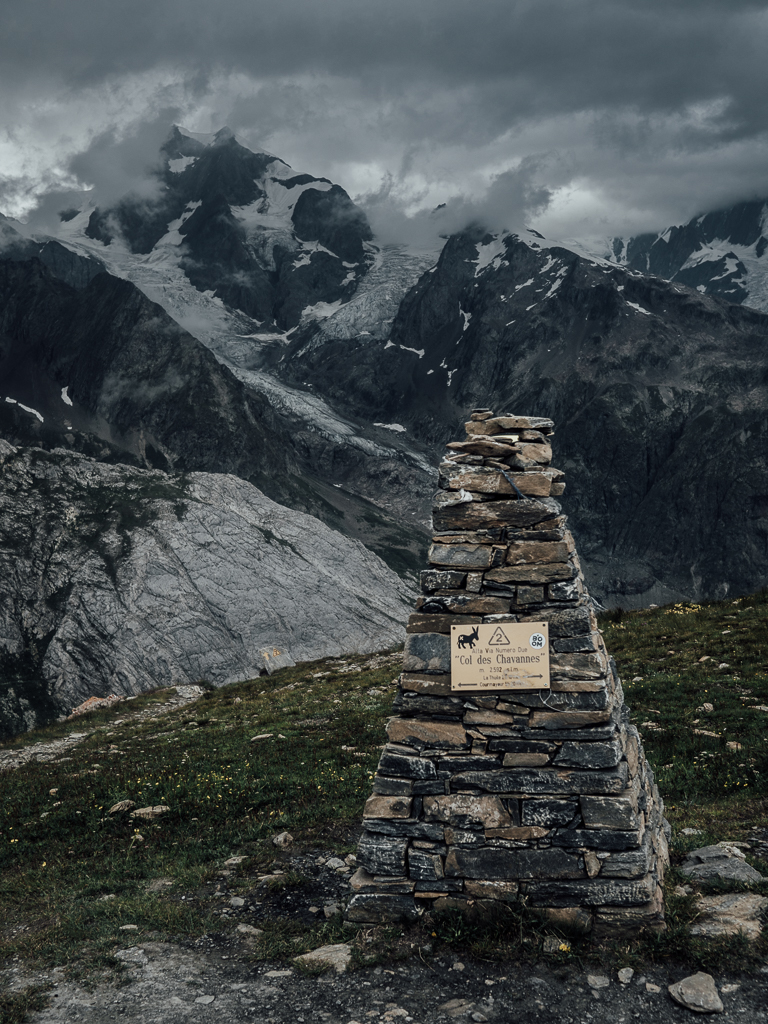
[
  {"xmin": 433, "ymin": 498, "xmax": 560, "ymax": 532},
  {"xmin": 500, "ymin": 690, "xmax": 610, "ymax": 712},
  {"xmin": 421, "ymin": 569, "xmax": 468, "ymax": 593},
  {"xmin": 372, "ymin": 777, "xmax": 414, "ymax": 796},
  {"xmin": 419, "ymin": 594, "xmax": 511, "ymax": 615},
  {"xmin": 506, "ymin": 517, "xmax": 566, "ymax": 543},
  {"xmin": 445, "ymin": 846, "xmax": 583, "ymax": 880},
  {"xmin": 528, "ymin": 709, "xmax": 612, "ymax": 728},
  {"xmin": 486, "ymin": 563, "xmax": 576, "ymax": 585},
  {"xmin": 378, "ymin": 752, "xmax": 438, "ymax": 780},
  {"xmin": 550, "ymin": 679, "xmax": 607, "ymax": 693},
  {"xmin": 521, "ymin": 606, "xmax": 594, "ymax": 638},
  {"xmin": 423, "ymin": 794, "xmax": 513, "ymax": 830},
  {"xmin": 465, "ymin": 879, "xmax": 519, "ymax": 901},
  {"xmin": 488, "ymin": 738, "xmax": 555, "ymax": 754},
  {"xmin": 421, "ymin": 569, "xmax": 468, "ymax": 592},
  {"xmin": 465, "ymin": 572, "xmax": 483, "ymax": 592},
  {"xmin": 448, "ymin": 435, "xmax": 519, "ymax": 454},
  {"xmin": 524, "ymin": 875, "xmax": 657, "ymax": 907},
  {"xmin": 406, "ymin": 613, "xmax": 482, "ymax": 634},
  {"xmin": 553, "ymin": 634, "xmax": 599, "ymax": 653},
  {"xmin": 414, "ymin": 880, "xmax": 464, "ymax": 892},
  {"xmin": 450, "ymin": 763, "xmax": 628, "ymax": 795},
  {"xmin": 444, "ymin": 828, "xmax": 487, "ymax": 845},
  {"xmin": 363, "ymin": 796, "xmax": 413, "ymax": 819},
  {"xmin": 489, "ymin": 700, "xmax": 529, "ymax": 715},
  {"xmin": 485, "ymin": 826, "xmax": 549, "ymax": 840},
  {"xmin": 520, "ymin": 441, "xmax": 552, "ymax": 463},
  {"xmin": 516, "ymin": 586, "xmax": 545, "ymax": 604},
  {"xmin": 466, "ymin": 415, "xmax": 554, "ymax": 434},
  {"xmin": 345, "ymin": 893, "xmax": 422, "ymax": 923},
  {"xmin": 521, "ymin": 717, "xmax": 619, "ymax": 742},
  {"xmin": 550, "ymin": 651, "xmax": 608, "ymax": 681},
  {"xmin": 590, "ymin": 886, "xmax": 665, "ymax": 937},
  {"xmin": 502, "ymin": 752, "xmax": 551, "ymax": 766},
  {"xmin": 506, "ymin": 541, "xmax": 569, "ymax": 565},
  {"xmin": 393, "ymin": 692, "xmax": 465, "ymax": 717},
  {"xmin": 464, "ymin": 709, "xmax": 519, "ymax": 726},
  {"xmin": 437, "ymin": 755, "xmax": 502, "ymax": 773},
  {"xmin": 356, "ymin": 833, "xmax": 408, "ymax": 876},
  {"xmin": 600, "ymin": 842, "xmax": 653, "ymax": 879},
  {"xmin": 550, "ymin": 829, "xmax": 642, "ymax": 851},
  {"xmin": 349, "ymin": 866, "xmax": 377, "ymax": 891},
  {"xmin": 428, "ymin": 542, "xmax": 503, "ymax": 569},
  {"xmin": 548, "ymin": 579, "xmax": 582, "ymax": 602},
  {"xmin": 399, "ymin": 673, "xmax": 452, "ymax": 696},
  {"xmin": 403, "ymin": 632, "xmax": 450, "ymax": 673},
  {"xmin": 468, "ymin": 724, "xmax": 526, "ymax": 737},
  {"xmin": 553, "ymin": 740, "xmax": 622, "ymax": 769},
  {"xmin": 432, "ymin": 528, "xmax": 505, "ymax": 544},
  {"xmin": 408, "ymin": 848, "xmax": 445, "ymax": 881},
  {"xmin": 413, "ymin": 780, "xmax": 446, "ymax": 795},
  {"xmin": 370, "ymin": 876, "xmax": 417, "ymax": 892},
  {"xmin": 441, "ymin": 465, "xmax": 552, "ymax": 497},
  {"xmin": 387, "ymin": 718, "xmax": 468, "ymax": 749},
  {"xmin": 363, "ymin": 819, "xmax": 445, "ymax": 841},
  {"xmin": 521, "ymin": 798, "xmax": 579, "ymax": 828},
  {"xmin": 580, "ymin": 795, "xmax": 640, "ymax": 831}
]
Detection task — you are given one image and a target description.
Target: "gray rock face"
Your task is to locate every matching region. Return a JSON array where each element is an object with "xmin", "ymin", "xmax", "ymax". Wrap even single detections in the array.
[{"xmin": 0, "ymin": 442, "xmax": 413, "ymax": 737}]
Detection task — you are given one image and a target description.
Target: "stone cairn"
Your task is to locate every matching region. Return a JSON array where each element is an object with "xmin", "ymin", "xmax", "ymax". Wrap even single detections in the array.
[{"xmin": 346, "ymin": 411, "xmax": 668, "ymax": 940}]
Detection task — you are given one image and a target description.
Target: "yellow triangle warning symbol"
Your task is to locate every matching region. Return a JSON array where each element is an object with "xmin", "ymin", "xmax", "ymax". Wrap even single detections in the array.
[{"xmin": 488, "ymin": 626, "xmax": 511, "ymax": 645}]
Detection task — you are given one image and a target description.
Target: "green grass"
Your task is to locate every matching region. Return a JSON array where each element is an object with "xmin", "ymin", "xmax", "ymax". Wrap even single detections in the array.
[
  {"xmin": 0, "ymin": 651, "xmax": 401, "ymax": 974},
  {"xmin": 5, "ymin": 593, "xmax": 768, "ymax": 986},
  {"xmin": 603, "ymin": 590, "xmax": 768, "ymax": 809}
]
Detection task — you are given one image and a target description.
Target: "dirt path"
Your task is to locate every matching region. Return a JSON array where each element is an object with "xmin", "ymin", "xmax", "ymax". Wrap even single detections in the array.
[
  {"xmin": 4, "ymin": 941, "xmax": 768, "ymax": 1024},
  {"xmin": 0, "ymin": 686, "xmax": 206, "ymax": 773}
]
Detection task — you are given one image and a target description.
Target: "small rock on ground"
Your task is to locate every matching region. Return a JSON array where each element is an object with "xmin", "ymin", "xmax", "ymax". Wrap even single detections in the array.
[
  {"xmin": 668, "ymin": 972, "xmax": 724, "ymax": 1014},
  {"xmin": 587, "ymin": 974, "xmax": 610, "ymax": 989},
  {"xmin": 293, "ymin": 942, "xmax": 351, "ymax": 974}
]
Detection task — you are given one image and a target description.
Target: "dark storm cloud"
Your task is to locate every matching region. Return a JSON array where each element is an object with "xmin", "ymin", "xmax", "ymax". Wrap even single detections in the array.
[
  {"xmin": 3, "ymin": 1, "xmax": 765, "ymax": 120},
  {"xmin": 3, "ymin": 0, "xmax": 768, "ymax": 236}
]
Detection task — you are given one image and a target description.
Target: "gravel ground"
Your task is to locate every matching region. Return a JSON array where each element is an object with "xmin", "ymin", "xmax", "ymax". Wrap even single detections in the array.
[{"xmin": 4, "ymin": 940, "xmax": 767, "ymax": 1024}]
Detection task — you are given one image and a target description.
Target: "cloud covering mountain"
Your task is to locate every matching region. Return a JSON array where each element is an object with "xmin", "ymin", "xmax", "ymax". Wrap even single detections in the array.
[{"xmin": 3, "ymin": 0, "xmax": 768, "ymax": 244}]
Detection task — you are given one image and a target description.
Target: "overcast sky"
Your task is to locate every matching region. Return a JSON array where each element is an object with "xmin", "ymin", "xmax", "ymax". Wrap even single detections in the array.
[{"xmin": 2, "ymin": 0, "xmax": 768, "ymax": 243}]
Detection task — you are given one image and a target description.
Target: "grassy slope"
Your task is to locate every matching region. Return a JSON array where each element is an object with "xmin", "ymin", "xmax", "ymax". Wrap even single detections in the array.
[{"xmin": 3, "ymin": 595, "xmax": 768, "ymax": 1005}]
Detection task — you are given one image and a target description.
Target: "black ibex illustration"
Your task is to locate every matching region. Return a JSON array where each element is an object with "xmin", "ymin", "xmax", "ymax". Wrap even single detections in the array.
[{"xmin": 457, "ymin": 625, "xmax": 479, "ymax": 649}]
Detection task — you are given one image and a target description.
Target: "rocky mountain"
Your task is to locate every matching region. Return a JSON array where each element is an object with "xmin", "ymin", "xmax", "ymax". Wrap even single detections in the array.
[
  {"xmin": 0, "ymin": 440, "xmax": 413, "ymax": 739},
  {"xmin": 5, "ymin": 121, "xmax": 768, "ymax": 724},
  {"xmin": 81, "ymin": 126, "xmax": 374, "ymax": 332},
  {"xmin": 282, "ymin": 228, "xmax": 768, "ymax": 607},
  {"xmin": 0, "ymin": 241, "xmax": 432, "ymax": 568},
  {"xmin": 608, "ymin": 199, "xmax": 768, "ymax": 310}
]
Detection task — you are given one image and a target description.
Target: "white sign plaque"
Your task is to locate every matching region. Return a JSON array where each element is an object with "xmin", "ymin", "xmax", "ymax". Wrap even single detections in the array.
[{"xmin": 450, "ymin": 621, "xmax": 550, "ymax": 692}]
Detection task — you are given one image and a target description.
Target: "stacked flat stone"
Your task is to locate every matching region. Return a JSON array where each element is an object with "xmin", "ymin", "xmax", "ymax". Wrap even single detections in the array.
[{"xmin": 346, "ymin": 411, "xmax": 669, "ymax": 940}]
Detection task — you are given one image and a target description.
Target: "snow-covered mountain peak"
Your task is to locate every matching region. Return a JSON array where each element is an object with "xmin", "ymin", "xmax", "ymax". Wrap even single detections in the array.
[{"xmin": 601, "ymin": 198, "xmax": 768, "ymax": 311}]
